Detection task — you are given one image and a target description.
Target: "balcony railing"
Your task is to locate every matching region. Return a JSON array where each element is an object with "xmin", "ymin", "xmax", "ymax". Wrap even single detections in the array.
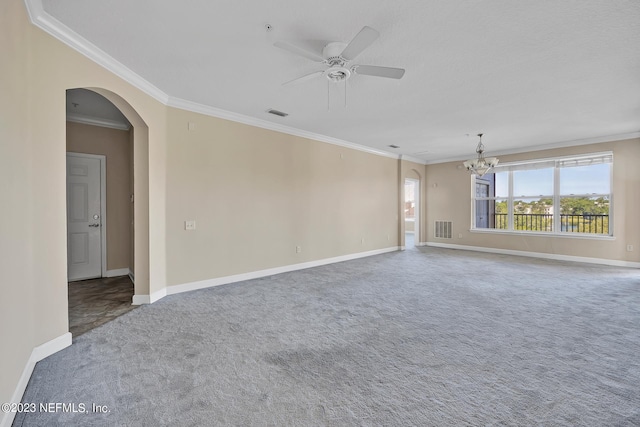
[{"xmin": 491, "ymin": 213, "xmax": 609, "ymax": 234}]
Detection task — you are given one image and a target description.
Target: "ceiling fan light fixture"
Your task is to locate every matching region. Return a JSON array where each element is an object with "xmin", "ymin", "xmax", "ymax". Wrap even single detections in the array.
[
  {"xmin": 324, "ymin": 67, "xmax": 351, "ymax": 82},
  {"xmin": 274, "ymin": 26, "xmax": 405, "ymax": 89},
  {"xmin": 463, "ymin": 133, "xmax": 499, "ymax": 177}
]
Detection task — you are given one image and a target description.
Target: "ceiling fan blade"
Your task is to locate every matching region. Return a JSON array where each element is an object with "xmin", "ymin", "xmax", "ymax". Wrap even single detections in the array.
[
  {"xmin": 353, "ymin": 65, "xmax": 405, "ymax": 79},
  {"xmin": 340, "ymin": 26, "xmax": 380, "ymax": 61},
  {"xmin": 274, "ymin": 41, "xmax": 325, "ymax": 62},
  {"xmin": 282, "ymin": 70, "xmax": 324, "ymax": 86}
]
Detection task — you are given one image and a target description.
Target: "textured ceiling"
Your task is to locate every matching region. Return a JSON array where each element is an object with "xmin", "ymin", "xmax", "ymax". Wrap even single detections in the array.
[{"xmin": 39, "ymin": 0, "xmax": 640, "ymax": 162}]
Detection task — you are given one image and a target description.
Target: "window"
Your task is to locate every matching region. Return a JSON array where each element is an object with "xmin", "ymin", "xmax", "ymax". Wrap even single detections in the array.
[{"xmin": 472, "ymin": 152, "xmax": 612, "ymax": 236}]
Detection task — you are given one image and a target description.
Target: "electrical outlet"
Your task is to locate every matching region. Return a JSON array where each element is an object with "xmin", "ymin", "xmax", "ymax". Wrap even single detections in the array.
[
  {"xmin": 458, "ymin": 233, "xmax": 463, "ymax": 239},
  {"xmin": 627, "ymin": 245, "xmax": 634, "ymax": 252},
  {"xmin": 185, "ymin": 220, "xmax": 196, "ymax": 230},
  {"xmin": 296, "ymin": 246, "xmax": 301, "ymax": 253}
]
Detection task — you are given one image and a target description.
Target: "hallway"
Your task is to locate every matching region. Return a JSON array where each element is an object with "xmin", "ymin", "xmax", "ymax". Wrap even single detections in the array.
[
  {"xmin": 68, "ymin": 275, "xmax": 137, "ymax": 338},
  {"xmin": 405, "ymin": 232, "xmax": 415, "ymax": 248}
]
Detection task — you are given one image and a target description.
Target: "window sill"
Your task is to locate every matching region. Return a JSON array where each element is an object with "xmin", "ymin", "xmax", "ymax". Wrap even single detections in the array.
[{"xmin": 469, "ymin": 228, "xmax": 615, "ymax": 240}]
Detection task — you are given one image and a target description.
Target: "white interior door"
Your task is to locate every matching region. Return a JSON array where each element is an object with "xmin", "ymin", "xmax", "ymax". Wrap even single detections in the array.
[{"xmin": 67, "ymin": 154, "xmax": 103, "ymax": 281}]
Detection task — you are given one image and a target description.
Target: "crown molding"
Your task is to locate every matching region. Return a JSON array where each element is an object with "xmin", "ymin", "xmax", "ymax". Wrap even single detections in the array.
[
  {"xmin": 22, "ymin": 1, "xmax": 640, "ymax": 167},
  {"xmin": 399, "ymin": 154, "xmax": 428, "ymax": 165},
  {"xmin": 23, "ymin": 0, "xmax": 404, "ymax": 162},
  {"xmin": 167, "ymin": 96, "xmax": 399, "ymax": 159},
  {"xmin": 67, "ymin": 113, "xmax": 131, "ymax": 131},
  {"xmin": 24, "ymin": 0, "xmax": 170, "ymax": 105},
  {"xmin": 424, "ymin": 131, "xmax": 640, "ymax": 165}
]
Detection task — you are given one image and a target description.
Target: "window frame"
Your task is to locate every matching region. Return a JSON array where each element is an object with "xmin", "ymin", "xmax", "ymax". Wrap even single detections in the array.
[{"xmin": 470, "ymin": 151, "xmax": 614, "ymax": 238}]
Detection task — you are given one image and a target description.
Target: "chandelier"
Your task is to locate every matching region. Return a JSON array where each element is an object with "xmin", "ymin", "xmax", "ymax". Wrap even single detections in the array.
[{"xmin": 463, "ymin": 133, "xmax": 499, "ymax": 177}]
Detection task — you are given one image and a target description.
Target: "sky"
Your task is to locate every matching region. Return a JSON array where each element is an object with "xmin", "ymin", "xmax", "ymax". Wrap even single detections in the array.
[{"xmin": 494, "ymin": 164, "xmax": 610, "ymax": 198}]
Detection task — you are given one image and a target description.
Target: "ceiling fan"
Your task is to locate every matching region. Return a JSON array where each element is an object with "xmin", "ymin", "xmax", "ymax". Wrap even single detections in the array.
[{"xmin": 274, "ymin": 26, "xmax": 405, "ymax": 88}]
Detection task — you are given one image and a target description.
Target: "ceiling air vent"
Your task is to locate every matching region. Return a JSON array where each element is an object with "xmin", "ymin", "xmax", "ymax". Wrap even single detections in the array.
[{"xmin": 267, "ymin": 109, "xmax": 288, "ymax": 117}]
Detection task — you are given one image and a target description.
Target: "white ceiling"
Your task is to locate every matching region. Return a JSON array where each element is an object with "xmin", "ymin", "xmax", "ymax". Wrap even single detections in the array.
[
  {"xmin": 67, "ymin": 89, "xmax": 130, "ymax": 130},
  {"xmin": 37, "ymin": 0, "xmax": 640, "ymax": 162}
]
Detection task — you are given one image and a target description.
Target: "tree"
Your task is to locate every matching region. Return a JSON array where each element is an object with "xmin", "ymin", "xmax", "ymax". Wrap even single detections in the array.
[{"xmin": 560, "ymin": 197, "xmax": 609, "ymax": 215}]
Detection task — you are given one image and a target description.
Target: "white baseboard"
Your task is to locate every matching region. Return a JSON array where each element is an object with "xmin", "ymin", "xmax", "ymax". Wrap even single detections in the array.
[
  {"xmin": 426, "ymin": 242, "xmax": 640, "ymax": 268},
  {"xmin": 129, "ymin": 270, "xmax": 141, "ymax": 305},
  {"xmin": 105, "ymin": 268, "xmax": 130, "ymax": 278},
  {"xmin": 416, "ymin": 242, "xmax": 428, "ymax": 247},
  {"xmin": 166, "ymin": 246, "xmax": 401, "ymax": 298},
  {"xmin": 150, "ymin": 288, "xmax": 167, "ymax": 304},
  {"xmin": 131, "ymin": 294, "xmax": 149, "ymax": 305},
  {"xmin": 32, "ymin": 333, "xmax": 72, "ymax": 361},
  {"xmin": 132, "ymin": 288, "xmax": 167, "ymax": 305},
  {"xmin": 1, "ymin": 333, "xmax": 72, "ymax": 427}
]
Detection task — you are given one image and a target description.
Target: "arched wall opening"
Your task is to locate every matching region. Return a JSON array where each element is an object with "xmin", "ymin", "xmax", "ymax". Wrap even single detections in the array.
[
  {"xmin": 404, "ymin": 168, "xmax": 422, "ymax": 248},
  {"xmin": 399, "ymin": 161, "xmax": 425, "ymax": 249},
  {"xmin": 68, "ymin": 87, "xmax": 151, "ymax": 301}
]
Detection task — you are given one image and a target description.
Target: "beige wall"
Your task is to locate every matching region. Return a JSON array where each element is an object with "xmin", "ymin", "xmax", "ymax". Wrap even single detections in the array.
[
  {"xmin": 1, "ymin": 0, "xmax": 166, "ymax": 408},
  {"xmin": 0, "ymin": 0, "xmax": 400, "ymax": 407},
  {"xmin": 0, "ymin": 0, "xmax": 37, "ymax": 409},
  {"xmin": 66, "ymin": 121, "xmax": 132, "ymax": 271},
  {"xmin": 165, "ymin": 108, "xmax": 399, "ymax": 286},
  {"xmin": 2, "ymin": 0, "xmax": 638, "ymax": 415},
  {"xmin": 426, "ymin": 138, "xmax": 640, "ymax": 263},
  {"xmin": 129, "ymin": 129, "xmax": 135, "ymax": 272}
]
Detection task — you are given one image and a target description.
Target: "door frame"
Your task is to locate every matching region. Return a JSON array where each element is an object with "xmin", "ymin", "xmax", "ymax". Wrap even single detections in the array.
[
  {"xmin": 405, "ymin": 177, "xmax": 420, "ymax": 245},
  {"xmin": 66, "ymin": 152, "xmax": 107, "ymax": 279}
]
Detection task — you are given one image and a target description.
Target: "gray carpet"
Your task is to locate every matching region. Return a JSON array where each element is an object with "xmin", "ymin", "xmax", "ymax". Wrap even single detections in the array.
[{"xmin": 14, "ymin": 247, "xmax": 640, "ymax": 426}]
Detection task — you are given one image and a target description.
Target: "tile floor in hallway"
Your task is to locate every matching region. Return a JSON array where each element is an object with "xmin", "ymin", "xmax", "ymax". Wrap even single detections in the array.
[
  {"xmin": 68, "ymin": 275, "xmax": 138, "ymax": 338},
  {"xmin": 405, "ymin": 232, "xmax": 415, "ymax": 247}
]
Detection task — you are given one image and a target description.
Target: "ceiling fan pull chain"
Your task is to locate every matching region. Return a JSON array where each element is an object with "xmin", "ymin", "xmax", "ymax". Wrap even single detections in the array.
[
  {"xmin": 327, "ymin": 81, "xmax": 330, "ymax": 111},
  {"xmin": 344, "ymin": 79, "xmax": 347, "ymax": 108}
]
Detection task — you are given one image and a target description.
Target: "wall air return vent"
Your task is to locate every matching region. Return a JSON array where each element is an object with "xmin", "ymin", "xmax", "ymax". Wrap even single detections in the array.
[
  {"xmin": 267, "ymin": 109, "xmax": 289, "ymax": 117},
  {"xmin": 434, "ymin": 221, "xmax": 452, "ymax": 239}
]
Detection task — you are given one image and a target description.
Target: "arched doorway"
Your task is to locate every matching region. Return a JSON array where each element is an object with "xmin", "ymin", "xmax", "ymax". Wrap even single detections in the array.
[{"xmin": 65, "ymin": 87, "xmax": 150, "ymax": 336}]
